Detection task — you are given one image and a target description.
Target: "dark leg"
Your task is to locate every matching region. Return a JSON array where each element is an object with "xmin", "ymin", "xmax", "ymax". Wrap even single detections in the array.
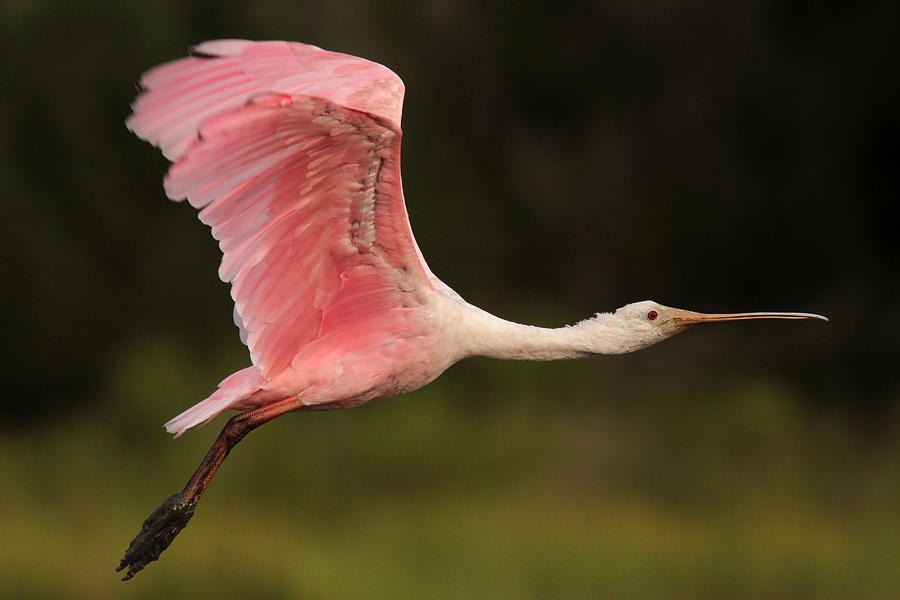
[{"xmin": 116, "ymin": 395, "xmax": 303, "ymax": 580}]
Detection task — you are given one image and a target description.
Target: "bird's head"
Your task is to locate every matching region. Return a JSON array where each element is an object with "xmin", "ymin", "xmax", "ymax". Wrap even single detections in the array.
[{"xmin": 586, "ymin": 300, "xmax": 828, "ymax": 354}]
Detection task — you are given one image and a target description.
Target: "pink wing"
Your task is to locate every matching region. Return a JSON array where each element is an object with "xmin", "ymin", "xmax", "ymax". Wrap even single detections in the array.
[{"xmin": 128, "ymin": 40, "xmax": 435, "ymax": 379}]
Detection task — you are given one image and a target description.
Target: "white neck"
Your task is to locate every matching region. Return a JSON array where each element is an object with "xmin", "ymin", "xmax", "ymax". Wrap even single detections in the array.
[{"xmin": 454, "ymin": 304, "xmax": 646, "ymax": 361}]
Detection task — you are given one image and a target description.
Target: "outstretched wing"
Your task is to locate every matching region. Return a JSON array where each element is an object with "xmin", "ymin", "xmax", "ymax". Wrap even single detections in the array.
[{"xmin": 128, "ymin": 40, "xmax": 435, "ymax": 378}]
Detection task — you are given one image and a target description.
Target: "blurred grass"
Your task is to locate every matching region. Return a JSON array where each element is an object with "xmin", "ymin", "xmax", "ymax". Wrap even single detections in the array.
[{"xmin": 1, "ymin": 331, "xmax": 897, "ymax": 599}]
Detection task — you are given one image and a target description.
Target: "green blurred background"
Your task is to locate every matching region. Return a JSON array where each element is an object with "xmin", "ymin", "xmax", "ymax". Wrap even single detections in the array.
[{"xmin": 1, "ymin": 0, "xmax": 898, "ymax": 598}]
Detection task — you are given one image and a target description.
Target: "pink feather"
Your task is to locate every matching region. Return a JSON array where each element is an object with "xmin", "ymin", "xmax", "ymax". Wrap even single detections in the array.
[{"xmin": 128, "ymin": 40, "xmax": 434, "ymax": 435}]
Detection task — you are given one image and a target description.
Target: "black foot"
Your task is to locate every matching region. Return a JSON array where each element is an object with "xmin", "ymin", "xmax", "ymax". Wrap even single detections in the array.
[{"xmin": 116, "ymin": 492, "xmax": 196, "ymax": 580}]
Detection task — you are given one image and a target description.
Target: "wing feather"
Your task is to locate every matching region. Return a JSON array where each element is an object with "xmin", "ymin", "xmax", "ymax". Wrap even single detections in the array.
[{"xmin": 129, "ymin": 41, "xmax": 434, "ymax": 379}]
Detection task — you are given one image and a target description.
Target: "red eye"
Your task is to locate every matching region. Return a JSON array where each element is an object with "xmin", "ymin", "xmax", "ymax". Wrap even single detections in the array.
[{"xmin": 647, "ymin": 310, "xmax": 658, "ymax": 321}]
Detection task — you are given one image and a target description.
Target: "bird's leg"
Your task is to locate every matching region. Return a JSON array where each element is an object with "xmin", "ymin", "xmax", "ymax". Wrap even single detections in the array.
[{"xmin": 116, "ymin": 395, "xmax": 303, "ymax": 581}]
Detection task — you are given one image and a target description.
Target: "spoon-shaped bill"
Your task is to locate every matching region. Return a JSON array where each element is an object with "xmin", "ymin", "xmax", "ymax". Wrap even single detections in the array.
[{"xmin": 669, "ymin": 309, "xmax": 829, "ymax": 325}]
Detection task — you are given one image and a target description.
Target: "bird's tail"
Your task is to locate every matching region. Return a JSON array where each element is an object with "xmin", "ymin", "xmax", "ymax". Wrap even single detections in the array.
[{"xmin": 164, "ymin": 366, "xmax": 263, "ymax": 437}]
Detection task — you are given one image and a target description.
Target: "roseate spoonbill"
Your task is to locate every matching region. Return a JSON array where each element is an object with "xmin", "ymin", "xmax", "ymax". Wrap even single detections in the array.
[{"xmin": 116, "ymin": 40, "xmax": 826, "ymax": 580}]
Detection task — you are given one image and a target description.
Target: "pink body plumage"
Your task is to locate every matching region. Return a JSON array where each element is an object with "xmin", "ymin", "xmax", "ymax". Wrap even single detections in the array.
[{"xmin": 129, "ymin": 40, "xmax": 455, "ymax": 435}]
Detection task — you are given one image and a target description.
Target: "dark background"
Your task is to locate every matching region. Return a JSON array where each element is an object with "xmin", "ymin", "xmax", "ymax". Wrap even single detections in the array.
[{"xmin": 1, "ymin": 1, "xmax": 897, "ymax": 598}]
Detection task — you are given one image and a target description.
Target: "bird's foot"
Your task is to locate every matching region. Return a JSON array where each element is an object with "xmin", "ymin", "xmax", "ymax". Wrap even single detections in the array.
[{"xmin": 116, "ymin": 492, "xmax": 195, "ymax": 581}]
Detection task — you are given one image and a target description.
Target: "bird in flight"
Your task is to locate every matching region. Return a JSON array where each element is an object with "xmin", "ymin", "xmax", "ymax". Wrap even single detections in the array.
[{"xmin": 117, "ymin": 40, "xmax": 826, "ymax": 580}]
